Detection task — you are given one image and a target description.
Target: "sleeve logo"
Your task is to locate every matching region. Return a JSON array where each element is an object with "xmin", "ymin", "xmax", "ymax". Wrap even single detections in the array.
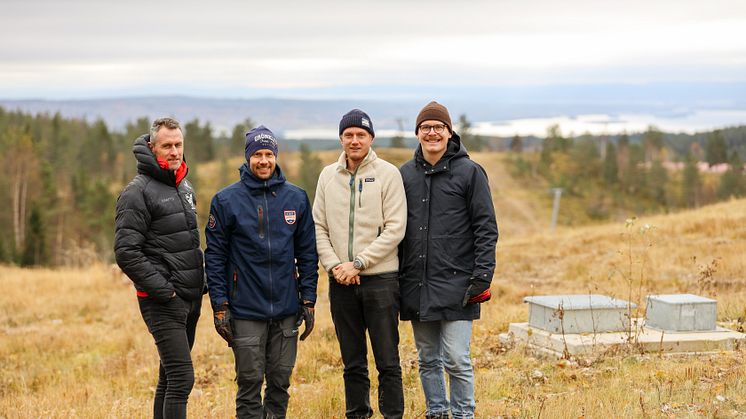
[
  {"xmin": 208, "ymin": 214, "xmax": 217, "ymax": 229},
  {"xmin": 184, "ymin": 193, "xmax": 196, "ymax": 210}
]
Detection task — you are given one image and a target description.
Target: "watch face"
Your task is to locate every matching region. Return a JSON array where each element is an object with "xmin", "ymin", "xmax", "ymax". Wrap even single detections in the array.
[{"xmin": 354, "ymin": 260, "xmax": 363, "ymax": 270}]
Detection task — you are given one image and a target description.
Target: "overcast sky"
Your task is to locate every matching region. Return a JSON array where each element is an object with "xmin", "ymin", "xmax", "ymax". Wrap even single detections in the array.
[{"xmin": 2, "ymin": 0, "xmax": 746, "ymax": 99}]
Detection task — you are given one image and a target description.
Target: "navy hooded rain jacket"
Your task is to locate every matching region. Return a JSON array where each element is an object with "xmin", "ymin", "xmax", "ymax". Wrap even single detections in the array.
[{"xmin": 205, "ymin": 163, "xmax": 318, "ymax": 320}]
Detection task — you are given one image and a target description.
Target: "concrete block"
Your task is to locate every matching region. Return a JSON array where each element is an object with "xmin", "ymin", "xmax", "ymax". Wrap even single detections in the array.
[
  {"xmin": 523, "ymin": 295, "xmax": 635, "ymax": 334},
  {"xmin": 499, "ymin": 321, "xmax": 746, "ymax": 358},
  {"xmin": 646, "ymin": 294, "xmax": 717, "ymax": 332}
]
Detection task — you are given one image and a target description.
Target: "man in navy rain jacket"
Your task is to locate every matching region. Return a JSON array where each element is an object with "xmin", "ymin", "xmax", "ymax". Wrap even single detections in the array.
[
  {"xmin": 399, "ymin": 102, "xmax": 498, "ymax": 419},
  {"xmin": 205, "ymin": 125, "xmax": 318, "ymax": 419}
]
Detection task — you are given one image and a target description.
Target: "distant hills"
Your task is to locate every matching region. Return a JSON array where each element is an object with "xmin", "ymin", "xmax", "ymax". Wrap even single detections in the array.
[{"xmin": 2, "ymin": 82, "xmax": 746, "ymax": 137}]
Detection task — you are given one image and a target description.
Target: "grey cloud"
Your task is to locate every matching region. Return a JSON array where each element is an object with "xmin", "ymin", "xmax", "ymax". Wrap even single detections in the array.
[{"xmin": 2, "ymin": 0, "xmax": 746, "ymax": 98}]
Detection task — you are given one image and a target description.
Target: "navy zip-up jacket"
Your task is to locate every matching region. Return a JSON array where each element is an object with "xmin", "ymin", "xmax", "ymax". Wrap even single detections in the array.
[
  {"xmin": 205, "ymin": 163, "xmax": 318, "ymax": 320},
  {"xmin": 399, "ymin": 134, "xmax": 498, "ymax": 321}
]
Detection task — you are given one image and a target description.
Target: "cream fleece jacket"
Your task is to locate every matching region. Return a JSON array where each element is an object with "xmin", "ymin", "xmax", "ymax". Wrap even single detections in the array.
[{"xmin": 313, "ymin": 149, "xmax": 407, "ymax": 275}]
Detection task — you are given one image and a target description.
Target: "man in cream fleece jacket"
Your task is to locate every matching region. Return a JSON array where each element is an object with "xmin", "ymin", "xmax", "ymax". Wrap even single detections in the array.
[{"xmin": 313, "ymin": 109, "xmax": 407, "ymax": 419}]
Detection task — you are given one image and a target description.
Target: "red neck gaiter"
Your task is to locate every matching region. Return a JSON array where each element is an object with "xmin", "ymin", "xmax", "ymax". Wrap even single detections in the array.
[{"xmin": 156, "ymin": 158, "xmax": 188, "ymax": 186}]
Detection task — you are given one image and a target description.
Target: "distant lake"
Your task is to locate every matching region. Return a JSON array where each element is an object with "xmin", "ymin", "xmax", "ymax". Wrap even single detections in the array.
[{"xmin": 284, "ymin": 109, "xmax": 746, "ymax": 140}]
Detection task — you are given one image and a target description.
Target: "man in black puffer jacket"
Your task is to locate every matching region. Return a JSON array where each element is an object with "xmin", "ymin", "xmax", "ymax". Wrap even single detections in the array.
[{"xmin": 115, "ymin": 117, "xmax": 205, "ymax": 419}]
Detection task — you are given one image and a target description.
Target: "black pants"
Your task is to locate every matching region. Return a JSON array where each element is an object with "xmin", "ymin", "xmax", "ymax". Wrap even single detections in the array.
[
  {"xmin": 231, "ymin": 315, "xmax": 299, "ymax": 419},
  {"xmin": 138, "ymin": 295, "xmax": 202, "ymax": 419},
  {"xmin": 329, "ymin": 272, "xmax": 404, "ymax": 419}
]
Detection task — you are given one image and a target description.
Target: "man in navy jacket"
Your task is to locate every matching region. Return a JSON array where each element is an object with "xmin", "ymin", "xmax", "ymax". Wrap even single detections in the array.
[
  {"xmin": 205, "ymin": 126, "xmax": 318, "ymax": 419},
  {"xmin": 399, "ymin": 102, "xmax": 498, "ymax": 419}
]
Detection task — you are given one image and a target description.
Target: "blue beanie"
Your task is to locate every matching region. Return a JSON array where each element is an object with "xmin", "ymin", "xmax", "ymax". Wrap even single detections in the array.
[
  {"xmin": 245, "ymin": 125, "xmax": 279, "ymax": 160},
  {"xmin": 339, "ymin": 109, "xmax": 375, "ymax": 137}
]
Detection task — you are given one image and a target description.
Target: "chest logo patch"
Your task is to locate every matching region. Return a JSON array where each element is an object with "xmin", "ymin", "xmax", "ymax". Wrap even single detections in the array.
[
  {"xmin": 365, "ymin": 177, "xmax": 375, "ymax": 182},
  {"xmin": 284, "ymin": 210, "xmax": 297, "ymax": 225}
]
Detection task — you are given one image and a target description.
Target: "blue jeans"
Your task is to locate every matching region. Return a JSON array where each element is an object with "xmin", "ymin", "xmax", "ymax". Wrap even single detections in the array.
[{"xmin": 411, "ymin": 320, "xmax": 475, "ymax": 419}]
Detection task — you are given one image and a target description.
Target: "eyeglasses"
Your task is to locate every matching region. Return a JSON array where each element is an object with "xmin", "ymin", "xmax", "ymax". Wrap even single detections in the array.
[{"xmin": 419, "ymin": 124, "xmax": 446, "ymax": 134}]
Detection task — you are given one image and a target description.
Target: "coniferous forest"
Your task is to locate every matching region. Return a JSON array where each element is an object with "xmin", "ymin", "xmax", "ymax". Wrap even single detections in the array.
[
  {"xmin": 0, "ymin": 108, "xmax": 253, "ymax": 267},
  {"xmin": 1, "ymin": 106, "xmax": 744, "ymax": 267}
]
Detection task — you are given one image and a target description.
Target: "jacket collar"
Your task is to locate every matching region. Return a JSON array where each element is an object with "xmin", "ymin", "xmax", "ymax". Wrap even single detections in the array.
[
  {"xmin": 414, "ymin": 132, "xmax": 468, "ymax": 175},
  {"xmin": 240, "ymin": 162, "xmax": 286, "ymax": 192},
  {"xmin": 336, "ymin": 148, "xmax": 378, "ymax": 174},
  {"xmin": 133, "ymin": 134, "xmax": 186, "ymax": 186}
]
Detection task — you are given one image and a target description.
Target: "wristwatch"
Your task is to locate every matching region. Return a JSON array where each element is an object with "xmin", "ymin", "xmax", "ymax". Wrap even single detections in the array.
[{"xmin": 353, "ymin": 258, "xmax": 364, "ymax": 270}]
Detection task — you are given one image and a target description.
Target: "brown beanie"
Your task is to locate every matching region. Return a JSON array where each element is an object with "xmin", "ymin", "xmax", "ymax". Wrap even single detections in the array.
[{"xmin": 415, "ymin": 101, "xmax": 452, "ymax": 134}]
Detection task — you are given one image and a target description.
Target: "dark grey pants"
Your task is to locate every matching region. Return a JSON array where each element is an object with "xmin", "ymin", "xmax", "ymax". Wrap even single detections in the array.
[
  {"xmin": 232, "ymin": 315, "xmax": 299, "ymax": 419},
  {"xmin": 138, "ymin": 295, "xmax": 202, "ymax": 419}
]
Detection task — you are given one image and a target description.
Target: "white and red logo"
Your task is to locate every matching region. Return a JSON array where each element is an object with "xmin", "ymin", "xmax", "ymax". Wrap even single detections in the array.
[
  {"xmin": 208, "ymin": 214, "xmax": 216, "ymax": 229},
  {"xmin": 284, "ymin": 210, "xmax": 296, "ymax": 225}
]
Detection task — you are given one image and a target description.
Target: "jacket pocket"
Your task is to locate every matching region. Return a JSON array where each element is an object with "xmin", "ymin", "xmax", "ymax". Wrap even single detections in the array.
[
  {"xmin": 231, "ymin": 265, "xmax": 239, "ymax": 300},
  {"xmin": 232, "ymin": 335, "xmax": 263, "ymax": 377},
  {"xmin": 358, "ymin": 179, "xmax": 363, "ymax": 208},
  {"xmin": 153, "ymin": 254, "xmax": 171, "ymax": 281},
  {"xmin": 232, "ymin": 335, "xmax": 261, "ymax": 348},
  {"xmin": 257, "ymin": 205, "xmax": 265, "ymax": 239},
  {"xmin": 444, "ymin": 236, "xmax": 475, "ymax": 274},
  {"xmin": 279, "ymin": 317, "xmax": 299, "ymax": 367}
]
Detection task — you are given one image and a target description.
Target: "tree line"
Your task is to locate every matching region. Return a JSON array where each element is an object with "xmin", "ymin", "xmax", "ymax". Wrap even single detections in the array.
[
  {"xmin": 2, "ymin": 106, "xmax": 743, "ymax": 266},
  {"xmin": 508, "ymin": 124, "xmax": 746, "ymax": 222},
  {"xmin": 0, "ymin": 107, "xmax": 265, "ymax": 267}
]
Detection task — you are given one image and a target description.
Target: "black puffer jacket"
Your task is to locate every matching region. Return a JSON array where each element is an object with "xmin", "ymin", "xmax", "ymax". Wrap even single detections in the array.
[
  {"xmin": 114, "ymin": 134, "xmax": 205, "ymax": 302},
  {"xmin": 399, "ymin": 134, "xmax": 498, "ymax": 321}
]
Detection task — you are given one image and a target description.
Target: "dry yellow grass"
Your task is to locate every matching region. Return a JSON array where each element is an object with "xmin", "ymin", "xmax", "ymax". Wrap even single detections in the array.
[
  {"xmin": 3, "ymin": 197, "xmax": 746, "ymax": 417},
  {"xmin": 4, "ymin": 149, "xmax": 746, "ymax": 417}
]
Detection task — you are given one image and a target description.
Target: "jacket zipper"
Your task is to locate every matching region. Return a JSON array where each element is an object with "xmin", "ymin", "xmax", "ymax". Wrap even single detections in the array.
[
  {"xmin": 422, "ymin": 175, "xmax": 432, "ymax": 287},
  {"xmin": 348, "ymin": 174, "xmax": 356, "ymax": 261},
  {"xmin": 263, "ymin": 186, "xmax": 274, "ymax": 316}
]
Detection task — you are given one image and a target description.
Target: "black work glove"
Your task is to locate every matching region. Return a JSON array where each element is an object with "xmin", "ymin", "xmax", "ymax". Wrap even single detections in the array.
[
  {"xmin": 213, "ymin": 302, "xmax": 233, "ymax": 345},
  {"xmin": 461, "ymin": 278, "xmax": 492, "ymax": 308},
  {"xmin": 296, "ymin": 301, "xmax": 315, "ymax": 341}
]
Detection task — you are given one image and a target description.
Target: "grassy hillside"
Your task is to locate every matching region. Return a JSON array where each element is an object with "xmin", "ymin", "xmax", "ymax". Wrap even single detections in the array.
[
  {"xmin": 197, "ymin": 148, "xmax": 554, "ymax": 239},
  {"xmin": 2, "ymin": 196, "xmax": 746, "ymax": 417}
]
